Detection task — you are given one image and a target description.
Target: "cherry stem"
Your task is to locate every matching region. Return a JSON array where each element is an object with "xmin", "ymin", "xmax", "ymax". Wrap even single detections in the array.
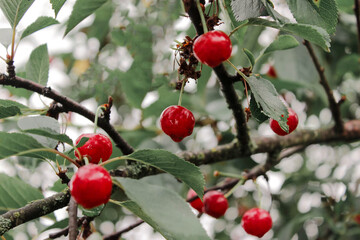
[
  {"xmin": 225, "ymin": 59, "xmax": 250, "ymax": 106},
  {"xmin": 94, "ymin": 105, "xmax": 104, "ymax": 133},
  {"xmin": 13, "ymin": 148, "xmax": 80, "ymax": 168},
  {"xmin": 229, "ymin": 21, "xmax": 249, "ymax": 37},
  {"xmin": 224, "ymin": 177, "xmax": 245, "ymax": 199},
  {"xmin": 99, "ymin": 156, "xmax": 129, "ymax": 167},
  {"xmin": 178, "ymin": 79, "xmax": 186, "ymax": 106},
  {"xmin": 196, "ymin": 0, "xmax": 208, "ymax": 34},
  {"xmin": 254, "ymin": 179, "xmax": 263, "ymax": 209}
]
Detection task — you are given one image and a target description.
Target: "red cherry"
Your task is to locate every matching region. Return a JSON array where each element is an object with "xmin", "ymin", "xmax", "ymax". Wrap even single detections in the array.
[
  {"xmin": 354, "ymin": 214, "xmax": 360, "ymax": 224},
  {"xmin": 203, "ymin": 191, "xmax": 228, "ymax": 218},
  {"xmin": 267, "ymin": 65, "xmax": 277, "ymax": 78},
  {"xmin": 241, "ymin": 208, "xmax": 272, "ymax": 238},
  {"xmin": 270, "ymin": 108, "xmax": 298, "ymax": 136},
  {"xmin": 70, "ymin": 164, "xmax": 112, "ymax": 209},
  {"xmin": 160, "ymin": 105, "xmax": 195, "ymax": 142},
  {"xmin": 193, "ymin": 30, "xmax": 232, "ymax": 68},
  {"xmin": 187, "ymin": 189, "xmax": 204, "ymax": 213},
  {"xmin": 75, "ymin": 133, "xmax": 113, "ymax": 164}
]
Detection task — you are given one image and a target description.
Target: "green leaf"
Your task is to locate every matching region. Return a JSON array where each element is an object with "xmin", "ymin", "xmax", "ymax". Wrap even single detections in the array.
[
  {"xmin": 50, "ymin": 0, "xmax": 66, "ymax": 18},
  {"xmin": 263, "ymin": 35, "xmax": 299, "ymax": 55},
  {"xmin": 286, "ymin": 0, "xmax": 338, "ymax": 34},
  {"xmin": 26, "ymin": 44, "xmax": 49, "ymax": 86},
  {"xmin": 249, "ymin": 93, "xmax": 268, "ymax": 123},
  {"xmin": 118, "ymin": 179, "xmax": 211, "ymax": 240},
  {"xmin": 124, "ymin": 149, "xmax": 205, "ymax": 199},
  {"xmin": 336, "ymin": 54, "xmax": 360, "ymax": 78},
  {"xmin": 0, "ymin": 0, "xmax": 35, "ymax": 28},
  {"xmin": 246, "ymin": 76, "xmax": 289, "ymax": 131},
  {"xmin": 230, "ymin": 0, "xmax": 266, "ymax": 21},
  {"xmin": 80, "ymin": 204, "xmax": 104, "ymax": 217},
  {"xmin": 0, "ymin": 99, "xmax": 29, "ymax": 119},
  {"xmin": 0, "ymin": 132, "xmax": 56, "ymax": 161},
  {"xmin": 248, "ymin": 18, "xmax": 330, "ymax": 51},
  {"xmin": 243, "ymin": 48, "xmax": 255, "ymax": 68},
  {"xmin": 20, "ymin": 16, "xmax": 59, "ymax": 40},
  {"xmin": 0, "ymin": 173, "xmax": 43, "ymax": 211},
  {"xmin": 64, "ymin": 0, "xmax": 108, "ymax": 36},
  {"xmin": 18, "ymin": 116, "xmax": 61, "ymax": 148},
  {"xmin": 87, "ymin": 2, "xmax": 113, "ymax": 43},
  {"xmin": 120, "ymin": 24, "xmax": 153, "ymax": 109}
]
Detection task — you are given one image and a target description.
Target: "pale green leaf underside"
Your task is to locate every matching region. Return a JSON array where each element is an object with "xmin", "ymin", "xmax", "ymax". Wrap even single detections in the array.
[
  {"xmin": 248, "ymin": 18, "xmax": 330, "ymax": 52},
  {"xmin": 25, "ymin": 44, "xmax": 49, "ymax": 86},
  {"xmin": 286, "ymin": 0, "xmax": 338, "ymax": 34},
  {"xmin": 18, "ymin": 116, "xmax": 62, "ymax": 149},
  {"xmin": 21, "ymin": 16, "xmax": 59, "ymax": 40},
  {"xmin": 0, "ymin": 99, "xmax": 29, "ymax": 119},
  {"xmin": 0, "ymin": 0, "xmax": 35, "ymax": 27},
  {"xmin": 230, "ymin": 0, "xmax": 265, "ymax": 21},
  {"xmin": 247, "ymin": 76, "xmax": 289, "ymax": 132},
  {"xmin": 118, "ymin": 178, "xmax": 211, "ymax": 240},
  {"xmin": 0, "ymin": 132, "xmax": 56, "ymax": 160},
  {"xmin": 0, "ymin": 173, "xmax": 43, "ymax": 211},
  {"xmin": 64, "ymin": 0, "xmax": 108, "ymax": 36},
  {"xmin": 125, "ymin": 149, "xmax": 205, "ymax": 199}
]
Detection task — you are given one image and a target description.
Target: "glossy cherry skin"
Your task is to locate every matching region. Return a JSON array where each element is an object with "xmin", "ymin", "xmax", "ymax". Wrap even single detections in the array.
[
  {"xmin": 70, "ymin": 164, "xmax": 112, "ymax": 209},
  {"xmin": 241, "ymin": 208, "xmax": 272, "ymax": 238},
  {"xmin": 193, "ymin": 30, "xmax": 232, "ymax": 68},
  {"xmin": 270, "ymin": 108, "xmax": 298, "ymax": 136},
  {"xmin": 187, "ymin": 189, "xmax": 204, "ymax": 213},
  {"xmin": 75, "ymin": 133, "xmax": 113, "ymax": 164},
  {"xmin": 160, "ymin": 105, "xmax": 195, "ymax": 142},
  {"xmin": 203, "ymin": 191, "xmax": 228, "ymax": 218}
]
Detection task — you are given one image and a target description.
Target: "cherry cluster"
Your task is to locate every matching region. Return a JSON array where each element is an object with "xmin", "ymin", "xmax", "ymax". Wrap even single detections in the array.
[
  {"xmin": 188, "ymin": 189, "xmax": 272, "ymax": 237},
  {"xmin": 161, "ymin": 30, "xmax": 299, "ymax": 142},
  {"xmin": 70, "ymin": 133, "xmax": 113, "ymax": 209}
]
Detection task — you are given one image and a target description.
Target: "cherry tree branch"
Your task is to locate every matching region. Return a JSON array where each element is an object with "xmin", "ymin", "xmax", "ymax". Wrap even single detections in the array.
[
  {"xmin": 0, "ymin": 74, "xmax": 134, "ymax": 155},
  {"xmin": 1, "ymin": 121, "xmax": 360, "ymax": 234},
  {"xmin": 182, "ymin": 0, "xmax": 251, "ymax": 154},
  {"xmin": 303, "ymin": 40, "xmax": 344, "ymax": 133},
  {"xmin": 0, "ymin": 190, "xmax": 70, "ymax": 235}
]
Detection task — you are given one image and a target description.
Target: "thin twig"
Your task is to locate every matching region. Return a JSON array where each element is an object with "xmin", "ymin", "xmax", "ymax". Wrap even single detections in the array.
[
  {"xmin": 355, "ymin": 0, "xmax": 360, "ymax": 53},
  {"xmin": 103, "ymin": 220, "xmax": 145, "ymax": 240},
  {"xmin": 48, "ymin": 216, "xmax": 93, "ymax": 239},
  {"xmin": 0, "ymin": 74, "xmax": 134, "ymax": 155},
  {"xmin": 303, "ymin": 40, "xmax": 344, "ymax": 133},
  {"xmin": 68, "ymin": 197, "xmax": 78, "ymax": 240}
]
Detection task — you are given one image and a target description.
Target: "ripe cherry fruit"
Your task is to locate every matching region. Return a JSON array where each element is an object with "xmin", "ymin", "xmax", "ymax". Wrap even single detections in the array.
[
  {"xmin": 270, "ymin": 108, "xmax": 298, "ymax": 136},
  {"xmin": 193, "ymin": 30, "xmax": 232, "ymax": 68},
  {"xmin": 160, "ymin": 105, "xmax": 195, "ymax": 142},
  {"xmin": 242, "ymin": 208, "xmax": 272, "ymax": 238},
  {"xmin": 75, "ymin": 133, "xmax": 113, "ymax": 164},
  {"xmin": 203, "ymin": 191, "xmax": 228, "ymax": 218},
  {"xmin": 70, "ymin": 164, "xmax": 112, "ymax": 209},
  {"xmin": 187, "ymin": 189, "xmax": 204, "ymax": 213}
]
